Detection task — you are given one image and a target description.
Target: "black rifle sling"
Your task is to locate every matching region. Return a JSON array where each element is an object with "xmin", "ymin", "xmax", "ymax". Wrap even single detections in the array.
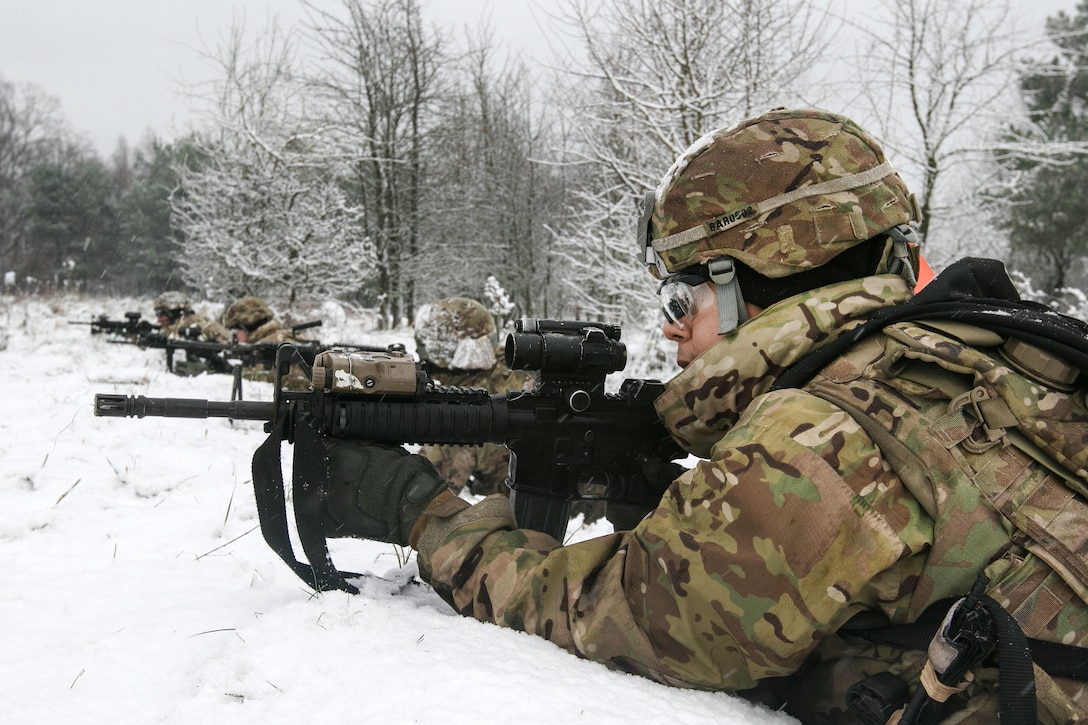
[
  {"xmin": 291, "ymin": 418, "xmax": 363, "ymax": 594},
  {"xmin": 251, "ymin": 411, "xmax": 360, "ymax": 594}
]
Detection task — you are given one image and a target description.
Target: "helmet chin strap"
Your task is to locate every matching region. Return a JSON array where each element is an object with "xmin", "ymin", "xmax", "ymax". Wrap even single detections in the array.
[{"xmin": 708, "ymin": 257, "xmax": 749, "ymax": 335}]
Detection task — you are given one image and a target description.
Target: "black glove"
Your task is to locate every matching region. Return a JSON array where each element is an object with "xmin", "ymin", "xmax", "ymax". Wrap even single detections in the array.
[
  {"xmin": 604, "ymin": 500, "xmax": 651, "ymax": 531},
  {"xmin": 605, "ymin": 455, "xmax": 687, "ymax": 531},
  {"xmin": 323, "ymin": 442, "xmax": 447, "ymax": 546},
  {"xmin": 637, "ymin": 454, "xmax": 687, "ymax": 492}
]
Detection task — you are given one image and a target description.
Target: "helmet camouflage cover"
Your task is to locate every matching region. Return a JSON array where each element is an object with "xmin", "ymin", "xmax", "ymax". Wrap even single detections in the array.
[
  {"xmin": 642, "ymin": 108, "xmax": 919, "ymax": 279},
  {"xmin": 153, "ymin": 291, "xmax": 192, "ymax": 314},
  {"xmin": 415, "ymin": 297, "xmax": 497, "ymax": 371},
  {"xmin": 223, "ymin": 297, "xmax": 274, "ymax": 330}
]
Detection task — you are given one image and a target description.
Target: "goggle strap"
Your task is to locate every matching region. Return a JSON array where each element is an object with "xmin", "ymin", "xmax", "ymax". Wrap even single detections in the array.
[{"xmin": 708, "ymin": 257, "xmax": 749, "ymax": 335}]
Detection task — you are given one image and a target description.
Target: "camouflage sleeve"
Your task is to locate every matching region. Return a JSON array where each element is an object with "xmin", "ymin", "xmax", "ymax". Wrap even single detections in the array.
[
  {"xmin": 416, "ymin": 390, "xmax": 932, "ymax": 690},
  {"xmin": 200, "ymin": 320, "xmax": 232, "ymax": 344}
]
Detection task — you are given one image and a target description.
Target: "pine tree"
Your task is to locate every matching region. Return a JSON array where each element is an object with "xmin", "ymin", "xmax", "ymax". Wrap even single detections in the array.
[{"xmin": 992, "ymin": 1, "xmax": 1088, "ymax": 294}]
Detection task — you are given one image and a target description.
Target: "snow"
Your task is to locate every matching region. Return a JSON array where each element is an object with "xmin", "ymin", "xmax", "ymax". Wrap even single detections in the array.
[{"xmin": 0, "ymin": 294, "xmax": 796, "ymax": 724}]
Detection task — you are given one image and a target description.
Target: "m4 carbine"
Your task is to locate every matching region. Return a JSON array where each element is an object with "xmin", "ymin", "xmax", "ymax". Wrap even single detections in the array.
[
  {"xmin": 69, "ymin": 312, "xmax": 160, "ymax": 339},
  {"xmin": 94, "ymin": 318, "xmax": 684, "ymax": 593},
  {"xmin": 123, "ymin": 319, "xmax": 328, "ymax": 375}
]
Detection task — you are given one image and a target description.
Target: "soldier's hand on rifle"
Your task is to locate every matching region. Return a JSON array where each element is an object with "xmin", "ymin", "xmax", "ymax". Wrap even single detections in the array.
[
  {"xmin": 605, "ymin": 455, "xmax": 688, "ymax": 531},
  {"xmin": 323, "ymin": 442, "xmax": 448, "ymax": 546}
]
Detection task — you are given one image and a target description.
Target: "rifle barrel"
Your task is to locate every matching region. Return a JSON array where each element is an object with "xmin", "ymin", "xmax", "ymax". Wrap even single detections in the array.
[{"xmin": 94, "ymin": 394, "xmax": 274, "ymax": 421}]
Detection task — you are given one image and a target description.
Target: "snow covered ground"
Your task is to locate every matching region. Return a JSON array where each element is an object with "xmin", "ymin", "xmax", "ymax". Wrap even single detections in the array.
[{"xmin": 0, "ymin": 294, "xmax": 796, "ymax": 724}]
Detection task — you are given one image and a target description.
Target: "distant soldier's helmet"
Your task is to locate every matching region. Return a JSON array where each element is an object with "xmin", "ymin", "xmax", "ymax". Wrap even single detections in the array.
[
  {"xmin": 638, "ymin": 108, "xmax": 921, "ymax": 333},
  {"xmin": 153, "ymin": 291, "xmax": 192, "ymax": 316},
  {"xmin": 224, "ymin": 297, "xmax": 274, "ymax": 330},
  {"xmin": 414, "ymin": 297, "xmax": 497, "ymax": 370}
]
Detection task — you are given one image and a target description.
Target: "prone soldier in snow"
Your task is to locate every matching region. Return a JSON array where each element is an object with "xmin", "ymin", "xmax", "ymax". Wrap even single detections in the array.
[
  {"xmin": 152, "ymin": 291, "xmax": 230, "ymax": 344},
  {"xmin": 149, "ymin": 291, "xmax": 232, "ymax": 376},
  {"xmin": 280, "ymin": 110, "xmax": 1088, "ymax": 722}
]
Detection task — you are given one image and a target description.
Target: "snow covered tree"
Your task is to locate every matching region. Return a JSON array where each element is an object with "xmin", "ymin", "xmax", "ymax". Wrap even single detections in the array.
[
  {"xmin": 304, "ymin": 0, "xmax": 442, "ymax": 327},
  {"xmin": 844, "ymin": 0, "xmax": 1036, "ymax": 263},
  {"xmin": 547, "ymin": 0, "xmax": 830, "ymax": 323},
  {"xmin": 171, "ymin": 20, "xmax": 371, "ymax": 305},
  {"xmin": 483, "ymin": 274, "xmax": 516, "ymax": 331},
  {"xmin": 418, "ymin": 28, "xmax": 569, "ymax": 318}
]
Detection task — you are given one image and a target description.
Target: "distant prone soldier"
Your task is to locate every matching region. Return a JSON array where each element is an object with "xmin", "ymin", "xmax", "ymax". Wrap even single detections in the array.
[{"xmin": 414, "ymin": 297, "xmax": 529, "ymax": 497}]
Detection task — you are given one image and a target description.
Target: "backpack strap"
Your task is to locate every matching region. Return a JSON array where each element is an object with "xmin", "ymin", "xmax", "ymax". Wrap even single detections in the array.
[
  {"xmin": 844, "ymin": 577, "xmax": 1088, "ymax": 724},
  {"xmin": 772, "ymin": 257, "xmax": 1088, "ymax": 393}
]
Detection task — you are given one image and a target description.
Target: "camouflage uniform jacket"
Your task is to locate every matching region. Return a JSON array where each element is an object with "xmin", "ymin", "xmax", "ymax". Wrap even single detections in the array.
[
  {"xmin": 416, "ymin": 274, "xmax": 1088, "ymax": 724},
  {"xmin": 246, "ymin": 320, "xmax": 292, "ymax": 344},
  {"xmin": 420, "ymin": 353, "xmax": 530, "ymax": 496}
]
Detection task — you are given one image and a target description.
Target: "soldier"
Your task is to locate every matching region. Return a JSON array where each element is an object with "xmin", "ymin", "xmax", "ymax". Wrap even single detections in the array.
[
  {"xmin": 220, "ymin": 297, "xmax": 297, "ymax": 383},
  {"xmin": 320, "ymin": 109, "xmax": 1088, "ymax": 722},
  {"xmin": 151, "ymin": 291, "xmax": 231, "ymax": 376},
  {"xmin": 414, "ymin": 297, "xmax": 529, "ymax": 496},
  {"xmin": 222, "ymin": 297, "xmax": 291, "ymax": 344},
  {"xmin": 152, "ymin": 291, "xmax": 229, "ymax": 342}
]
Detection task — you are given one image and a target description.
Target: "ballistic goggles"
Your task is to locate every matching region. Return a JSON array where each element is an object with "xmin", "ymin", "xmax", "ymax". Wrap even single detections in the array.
[
  {"xmin": 638, "ymin": 189, "xmax": 749, "ymax": 334},
  {"xmin": 659, "ymin": 271, "xmax": 712, "ymax": 326}
]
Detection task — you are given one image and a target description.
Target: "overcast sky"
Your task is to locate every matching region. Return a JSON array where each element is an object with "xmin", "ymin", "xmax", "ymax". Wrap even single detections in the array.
[
  {"xmin": 0, "ymin": 0, "xmax": 549, "ymax": 157},
  {"xmin": 0, "ymin": 0, "xmax": 1075, "ymax": 158}
]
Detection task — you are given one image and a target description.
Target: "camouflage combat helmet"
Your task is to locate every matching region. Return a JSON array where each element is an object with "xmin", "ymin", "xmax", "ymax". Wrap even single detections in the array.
[
  {"xmin": 153, "ymin": 291, "xmax": 192, "ymax": 315},
  {"xmin": 641, "ymin": 108, "xmax": 919, "ymax": 278},
  {"xmin": 638, "ymin": 108, "xmax": 921, "ymax": 334},
  {"xmin": 224, "ymin": 297, "xmax": 274, "ymax": 331},
  {"xmin": 414, "ymin": 297, "xmax": 497, "ymax": 371}
]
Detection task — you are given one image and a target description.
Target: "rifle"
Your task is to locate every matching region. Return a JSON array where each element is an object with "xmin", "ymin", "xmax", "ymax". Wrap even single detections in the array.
[
  {"xmin": 69, "ymin": 312, "xmax": 159, "ymax": 339},
  {"xmin": 93, "ymin": 318, "xmax": 684, "ymax": 594},
  {"xmin": 119, "ymin": 319, "xmax": 345, "ymax": 375},
  {"xmin": 119, "ymin": 331, "xmax": 239, "ymax": 375},
  {"xmin": 287, "ymin": 319, "xmax": 323, "ymax": 338}
]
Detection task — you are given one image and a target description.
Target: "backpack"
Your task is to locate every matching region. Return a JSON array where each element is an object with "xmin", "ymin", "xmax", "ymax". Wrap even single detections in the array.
[{"xmin": 772, "ymin": 258, "xmax": 1088, "ymax": 724}]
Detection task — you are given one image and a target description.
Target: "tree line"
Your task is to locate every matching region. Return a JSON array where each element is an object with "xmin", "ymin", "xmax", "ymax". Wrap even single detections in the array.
[
  {"xmin": 0, "ymin": 80, "xmax": 190, "ymax": 296},
  {"xmin": 3, "ymin": 0, "xmax": 1088, "ymax": 328}
]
